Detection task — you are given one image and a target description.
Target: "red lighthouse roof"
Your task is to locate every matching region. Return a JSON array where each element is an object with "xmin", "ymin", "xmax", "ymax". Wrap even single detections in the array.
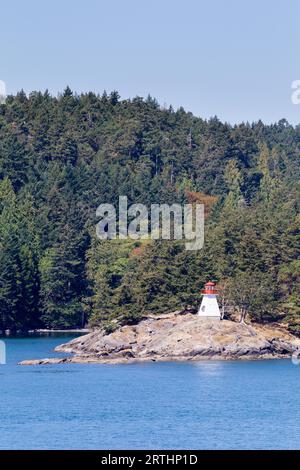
[{"xmin": 201, "ymin": 281, "xmax": 218, "ymax": 295}]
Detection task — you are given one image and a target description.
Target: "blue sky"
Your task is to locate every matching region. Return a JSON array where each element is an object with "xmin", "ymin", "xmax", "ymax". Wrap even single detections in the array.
[{"xmin": 1, "ymin": 0, "xmax": 300, "ymax": 124}]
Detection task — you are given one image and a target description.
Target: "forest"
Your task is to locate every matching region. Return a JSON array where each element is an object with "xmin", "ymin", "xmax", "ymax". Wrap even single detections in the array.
[{"xmin": 0, "ymin": 88, "xmax": 299, "ymax": 334}]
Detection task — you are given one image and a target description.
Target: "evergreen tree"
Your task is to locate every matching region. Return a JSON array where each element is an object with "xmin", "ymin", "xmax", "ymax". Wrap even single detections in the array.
[{"xmin": 0, "ymin": 89, "xmax": 299, "ymax": 332}]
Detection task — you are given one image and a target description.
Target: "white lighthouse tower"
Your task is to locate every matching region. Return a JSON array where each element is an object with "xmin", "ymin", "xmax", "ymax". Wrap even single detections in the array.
[{"xmin": 198, "ymin": 281, "xmax": 221, "ymax": 319}]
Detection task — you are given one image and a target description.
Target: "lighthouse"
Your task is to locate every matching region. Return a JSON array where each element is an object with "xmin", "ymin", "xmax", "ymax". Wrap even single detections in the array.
[{"xmin": 198, "ymin": 281, "xmax": 221, "ymax": 319}]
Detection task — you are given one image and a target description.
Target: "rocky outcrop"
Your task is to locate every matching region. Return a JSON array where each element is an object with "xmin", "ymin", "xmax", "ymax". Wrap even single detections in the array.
[{"xmin": 19, "ymin": 312, "xmax": 300, "ymax": 365}]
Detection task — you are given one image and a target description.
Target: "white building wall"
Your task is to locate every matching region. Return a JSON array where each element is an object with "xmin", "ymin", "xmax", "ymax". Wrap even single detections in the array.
[{"xmin": 198, "ymin": 294, "xmax": 220, "ymax": 319}]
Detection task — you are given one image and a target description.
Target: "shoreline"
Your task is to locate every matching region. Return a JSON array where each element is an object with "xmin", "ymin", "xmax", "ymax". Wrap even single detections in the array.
[
  {"xmin": 35, "ymin": 328, "xmax": 90, "ymax": 334},
  {"xmin": 19, "ymin": 352, "xmax": 295, "ymax": 366},
  {"xmin": 0, "ymin": 328, "xmax": 90, "ymax": 337},
  {"xmin": 18, "ymin": 311, "xmax": 300, "ymax": 366}
]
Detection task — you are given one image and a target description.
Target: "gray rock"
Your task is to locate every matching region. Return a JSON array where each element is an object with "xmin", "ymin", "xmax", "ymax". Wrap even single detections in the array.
[{"xmin": 19, "ymin": 312, "xmax": 300, "ymax": 365}]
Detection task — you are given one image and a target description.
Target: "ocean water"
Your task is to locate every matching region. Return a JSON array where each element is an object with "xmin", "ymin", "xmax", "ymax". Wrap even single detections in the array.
[{"xmin": 0, "ymin": 335, "xmax": 300, "ymax": 450}]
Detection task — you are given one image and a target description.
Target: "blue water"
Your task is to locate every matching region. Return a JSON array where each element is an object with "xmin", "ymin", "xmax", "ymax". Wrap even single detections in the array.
[{"xmin": 0, "ymin": 335, "xmax": 300, "ymax": 450}]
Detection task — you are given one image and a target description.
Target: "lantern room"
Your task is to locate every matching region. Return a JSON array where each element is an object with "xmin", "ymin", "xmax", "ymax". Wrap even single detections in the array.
[{"xmin": 201, "ymin": 281, "xmax": 218, "ymax": 296}]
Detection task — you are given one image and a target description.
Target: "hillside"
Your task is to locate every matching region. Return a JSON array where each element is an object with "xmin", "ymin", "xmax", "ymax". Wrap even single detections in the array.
[{"xmin": 0, "ymin": 89, "xmax": 299, "ymax": 333}]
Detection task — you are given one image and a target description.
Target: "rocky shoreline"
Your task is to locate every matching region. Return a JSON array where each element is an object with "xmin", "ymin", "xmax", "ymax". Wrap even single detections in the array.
[{"xmin": 19, "ymin": 311, "xmax": 300, "ymax": 365}]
